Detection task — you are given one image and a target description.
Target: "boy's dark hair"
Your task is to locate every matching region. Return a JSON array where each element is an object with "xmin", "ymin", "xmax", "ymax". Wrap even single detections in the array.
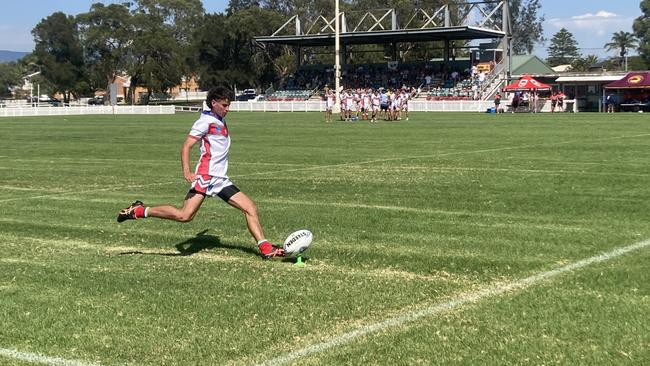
[{"xmin": 206, "ymin": 86, "xmax": 234, "ymax": 105}]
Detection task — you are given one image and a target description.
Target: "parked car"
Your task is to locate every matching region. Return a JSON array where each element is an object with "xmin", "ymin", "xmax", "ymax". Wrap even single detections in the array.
[
  {"xmin": 236, "ymin": 89, "xmax": 257, "ymax": 101},
  {"xmin": 26, "ymin": 96, "xmax": 62, "ymax": 106},
  {"xmin": 87, "ymin": 96, "xmax": 105, "ymax": 105}
]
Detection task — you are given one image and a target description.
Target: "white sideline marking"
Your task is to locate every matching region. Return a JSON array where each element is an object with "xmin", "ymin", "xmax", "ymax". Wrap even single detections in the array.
[
  {"xmin": 256, "ymin": 238, "xmax": 650, "ymax": 366},
  {"xmin": 0, "ymin": 348, "xmax": 101, "ymax": 366}
]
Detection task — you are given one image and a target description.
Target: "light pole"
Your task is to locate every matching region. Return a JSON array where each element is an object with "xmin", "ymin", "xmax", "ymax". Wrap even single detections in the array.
[
  {"xmin": 333, "ymin": 0, "xmax": 341, "ymax": 115},
  {"xmin": 28, "ymin": 63, "xmax": 41, "ymax": 107}
]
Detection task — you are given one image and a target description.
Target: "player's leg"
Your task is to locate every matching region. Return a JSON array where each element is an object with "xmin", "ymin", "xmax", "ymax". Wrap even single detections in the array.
[
  {"xmin": 225, "ymin": 190, "xmax": 284, "ymax": 258},
  {"xmin": 117, "ymin": 190, "xmax": 205, "ymax": 223},
  {"xmin": 147, "ymin": 190, "xmax": 205, "ymax": 222}
]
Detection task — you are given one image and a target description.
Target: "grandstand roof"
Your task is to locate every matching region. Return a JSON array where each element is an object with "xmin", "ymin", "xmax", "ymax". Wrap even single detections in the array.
[{"xmin": 255, "ymin": 26, "xmax": 505, "ymax": 47}]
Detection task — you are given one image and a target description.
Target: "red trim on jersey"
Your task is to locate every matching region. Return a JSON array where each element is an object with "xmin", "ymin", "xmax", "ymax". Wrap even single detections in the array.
[
  {"xmin": 191, "ymin": 174, "xmax": 211, "ymax": 193},
  {"xmin": 197, "ymin": 137, "xmax": 212, "ymax": 175}
]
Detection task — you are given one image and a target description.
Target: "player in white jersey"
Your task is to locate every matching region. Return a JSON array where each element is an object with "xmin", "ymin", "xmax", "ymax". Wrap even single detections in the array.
[
  {"xmin": 324, "ymin": 89, "xmax": 335, "ymax": 122},
  {"xmin": 361, "ymin": 89, "xmax": 371, "ymax": 120},
  {"xmin": 389, "ymin": 90, "xmax": 400, "ymax": 121},
  {"xmin": 344, "ymin": 90, "xmax": 355, "ymax": 121},
  {"xmin": 371, "ymin": 90, "xmax": 381, "ymax": 122},
  {"xmin": 402, "ymin": 87, "xmax": 413, "ymax": 121},
  {"xmin": 117, "ymin": 87, "xmax": 285, "ymax": 259}
]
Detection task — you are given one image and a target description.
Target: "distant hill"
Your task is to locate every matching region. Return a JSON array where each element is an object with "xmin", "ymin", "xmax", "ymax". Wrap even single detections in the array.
[{"xmin": 0, "ymin": 50, "xmax": 29, "ymax": 63}]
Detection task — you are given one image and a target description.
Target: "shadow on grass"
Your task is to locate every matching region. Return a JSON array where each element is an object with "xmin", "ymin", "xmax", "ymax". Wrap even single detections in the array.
[{"xmin": 119, "ymin": 229, "xmax": 258, "ymax": 257}]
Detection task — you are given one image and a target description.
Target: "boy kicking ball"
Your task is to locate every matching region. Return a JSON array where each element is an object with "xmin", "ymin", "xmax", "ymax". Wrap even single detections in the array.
[{"xmin": 117, "ymin": 86, "xmax": 285, "ymax": 259}]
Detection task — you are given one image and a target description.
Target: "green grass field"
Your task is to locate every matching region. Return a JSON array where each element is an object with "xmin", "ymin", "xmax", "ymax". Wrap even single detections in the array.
[{"xmin": 1, "ymin": 111, "xmax": 649, "ymax": 366}]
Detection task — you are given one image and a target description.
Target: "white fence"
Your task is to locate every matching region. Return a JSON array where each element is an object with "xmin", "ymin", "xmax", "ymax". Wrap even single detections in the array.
[
  {"xmin": 2, "ymin": 100, "xmax": 575, "ymax": 117},
  {"xmin": 0, "ymin": 105, "xmax": 176, "ymax": 117},
  {"xmin": 229, "ymin": 100, "xmax": 496, "ymax": 113}
]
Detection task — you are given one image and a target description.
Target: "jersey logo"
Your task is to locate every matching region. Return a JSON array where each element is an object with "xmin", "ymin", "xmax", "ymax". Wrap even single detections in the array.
[{"xmin": 208, "ymin": 123, "xmax": 229, "ymax": 137}]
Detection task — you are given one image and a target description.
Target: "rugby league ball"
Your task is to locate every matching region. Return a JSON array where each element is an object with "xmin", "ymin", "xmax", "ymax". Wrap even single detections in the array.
[{"xmin": 283, "ymin": 229, "xmax": 313, "ymax": 256}]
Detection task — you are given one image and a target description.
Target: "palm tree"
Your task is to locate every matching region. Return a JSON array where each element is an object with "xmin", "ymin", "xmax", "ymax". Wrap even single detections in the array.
[{"xmin": 604, "ymin": 31, "xmax": 638, "ymax": 71}]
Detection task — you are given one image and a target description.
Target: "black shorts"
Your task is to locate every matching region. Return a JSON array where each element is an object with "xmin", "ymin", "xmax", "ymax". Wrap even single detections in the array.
[{"xmin": 190, "ymin": 184, "xmax": 240, "ymax": 202}]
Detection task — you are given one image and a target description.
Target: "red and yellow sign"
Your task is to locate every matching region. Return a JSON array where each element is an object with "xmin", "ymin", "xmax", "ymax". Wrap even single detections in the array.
[{"xmin": 627, "ymin": 75, "xmax": 644, "ymax": 84}]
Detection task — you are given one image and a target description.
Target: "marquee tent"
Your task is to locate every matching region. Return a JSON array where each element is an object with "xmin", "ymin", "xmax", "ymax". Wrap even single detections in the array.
[
  {"xmin": 503, "ymin": 74, "xmax": 551, "ymax": 91},
  {"xmin": 604, "ymin": 72, "xmax": 650, "ymax": 89}
]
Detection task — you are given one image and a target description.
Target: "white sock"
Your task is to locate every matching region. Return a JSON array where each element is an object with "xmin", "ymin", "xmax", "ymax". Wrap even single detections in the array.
[{"xmin": 257, "ymin": 239, "xmax": 268, "ymax": 246}]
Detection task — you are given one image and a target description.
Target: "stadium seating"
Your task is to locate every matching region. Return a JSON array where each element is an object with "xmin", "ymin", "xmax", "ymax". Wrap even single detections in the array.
[{"xmin": 266, "ymin": 90, "xmax": 313, "ymax": 101}]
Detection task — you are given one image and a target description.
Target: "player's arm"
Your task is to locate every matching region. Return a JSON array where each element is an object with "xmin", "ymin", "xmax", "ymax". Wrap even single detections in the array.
[{"xmin": 181, "ymin": 136, "xmax": 200, "ymax": 183}]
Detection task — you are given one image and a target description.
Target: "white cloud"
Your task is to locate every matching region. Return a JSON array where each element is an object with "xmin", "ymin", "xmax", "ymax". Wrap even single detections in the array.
[
  {"xmin": 572, "ymin": 11, "xmax": 618, "ymax": 20},
  {"xmin": 548, "ymin": 10, "xmax": 632, "ymax": 31}
]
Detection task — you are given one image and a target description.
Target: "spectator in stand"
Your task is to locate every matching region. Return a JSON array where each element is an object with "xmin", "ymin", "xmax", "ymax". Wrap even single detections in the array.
[
  {"xmin": 451, "ymin": 70, "xmax": 459, "ymax": 82},
  {"xmin": 425, "ymin": 74, "xmax": 432, "ymax": 87},
  {"xmin": 478, "ymin": 71, "xmax": 486, "ymax": 87},
  {"xmin": 471, "ymin": 64, "xmax": 478, "ymax": 81}
]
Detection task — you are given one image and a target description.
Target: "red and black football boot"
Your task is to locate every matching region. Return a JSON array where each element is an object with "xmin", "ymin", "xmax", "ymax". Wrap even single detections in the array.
[{"xmin": 117, "ymin": 200, "xmax": 145, "ymax": 223}]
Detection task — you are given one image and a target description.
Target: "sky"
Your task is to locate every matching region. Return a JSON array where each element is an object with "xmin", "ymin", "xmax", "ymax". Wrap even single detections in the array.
[{"xmin": 0, "ymin": 0, "xmax": 643, "ymax": 60}]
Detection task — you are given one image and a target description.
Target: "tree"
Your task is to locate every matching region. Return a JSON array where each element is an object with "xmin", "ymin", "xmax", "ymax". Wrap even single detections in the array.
[
  {"xmin": 226, "ymin": 0, "xmax": 261, "ymax": 15},
  {"xmin": 633, "ymin": 0, "xmax": 650, "ymax": 68},
  {"xmin": 0, "ymin": 62, "xmax": 22, "ymax": 98},
  {"xmin": 604, "ymin": 31, "xmax": 638, "ymax": 70},
  {"xmin": 127, "ymin": 0, "xmax": 204, "ymax": 103},
  {"xmin": 482, "ymin": 0, "xmax": 545, "ymax": 54},
  {"xmin": 31, "ymin": 12, "xmax": 86, "ymax": 103},
  {"xmin": 77, "ymin": 3, "xmax": 133, "ymax": 102},
  {"xmin": 195, "ymin": 8, "xmax": 285, "ymax": 90},
  {"xmin": 570, "ymin": 54, "xmax": 599, "ymax": 72},
  {"xmin": 546, "ymin": 28, "xmax": 580, "ymax": 66}
]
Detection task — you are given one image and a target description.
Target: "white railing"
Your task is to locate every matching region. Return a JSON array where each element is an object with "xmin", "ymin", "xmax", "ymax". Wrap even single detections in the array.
[
  {"xmin": 229, "ymin": 100, "xmax": 496, "ymax": 113},
  {"xmin": 0, "ymin": 105, "xmax": 176, "ymax": 117}
]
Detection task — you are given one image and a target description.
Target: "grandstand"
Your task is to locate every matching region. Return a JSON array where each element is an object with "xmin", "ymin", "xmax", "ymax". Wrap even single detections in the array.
[{"xmin": 255, "ymin": 1, "xmax": 513, "ymax": 103}]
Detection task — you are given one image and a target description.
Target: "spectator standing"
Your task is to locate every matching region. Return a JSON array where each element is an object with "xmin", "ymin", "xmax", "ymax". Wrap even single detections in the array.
[
  {"xmin": 511, "ymin": 92, "xmax": 520, "ymax": 113},
  {"xmin": 605, "ymin": 93, "xmax": 615, "ymax": 113},
  {"xmin": 550, "ymin": 91, "xmax": 558, "ymax": 113},
  {"xmin": 556, "ymin": 91, "xmax": 565, "ymax": 112},
  {"xmin": 494, "ymin": 92, "xmax": 502, "ymax": 112}
]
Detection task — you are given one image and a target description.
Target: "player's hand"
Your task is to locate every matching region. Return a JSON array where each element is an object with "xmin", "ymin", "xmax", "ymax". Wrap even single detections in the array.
[{"xmin": 184, "ymin": 171, "xmax": 196, "ymax": 183}]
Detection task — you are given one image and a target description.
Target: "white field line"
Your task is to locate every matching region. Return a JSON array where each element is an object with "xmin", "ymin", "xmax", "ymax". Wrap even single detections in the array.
[
  {"xmin": 0, "ymin": 348, "xmax": 101, "ymax": 366},
  {"xmin": 1, "ymin": 133, "xmax": 648, "ymax": 204},
  {"xmin": 255, "ymin": 237, "xmax": 650, "ymax": 366}
]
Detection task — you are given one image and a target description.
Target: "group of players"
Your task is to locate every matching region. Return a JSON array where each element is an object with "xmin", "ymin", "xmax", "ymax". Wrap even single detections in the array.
[{"xmin": 324, "ymin": 87, "xmax": 417, "ymax": 123}]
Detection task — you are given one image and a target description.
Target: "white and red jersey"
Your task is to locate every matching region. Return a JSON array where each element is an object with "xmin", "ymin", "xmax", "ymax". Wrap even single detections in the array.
[
  {"xmin": 344, "ymin": 92, "xmax": 355, "ymax": 111},
  {"xmin": 325, "ymin": 92, "xmax": 335, "ymax": 108},
  {"xmin": 188, "ymin": 111, "xmax": 230, "ymax": 179},
  {"xmin": 362, "ymin": 93, "xmax": 370, "ymax": 110},
  {"xmin": 371, "ymin": 93, "xmax": 380, "ymax": 110}
]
